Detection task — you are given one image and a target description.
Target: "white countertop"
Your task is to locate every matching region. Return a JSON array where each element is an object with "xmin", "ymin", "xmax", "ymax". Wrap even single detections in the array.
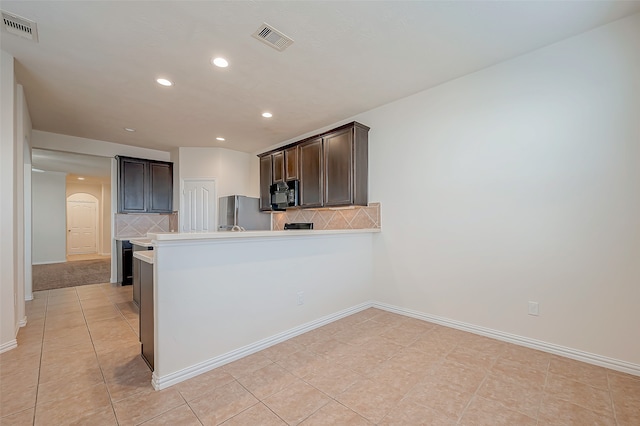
[
  {"xmin": 147, "ymin": 228, "xmax": 380, "ymax": 242},
  {"xmin": 130, "ymin": 238, "xmax": 153, "ymax": 247},
  {"xmin": 114, "ymin": 236, "xmax": 143, "ymax": 241},
  {"xmin": 133, "ymin": 250, "xmax": 155, "ymax": 264}
]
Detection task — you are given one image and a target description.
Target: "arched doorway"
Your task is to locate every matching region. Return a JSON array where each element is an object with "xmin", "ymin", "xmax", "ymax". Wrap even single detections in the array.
[{"xmin": 66, "ymin": 193, "xmax": 99, "ymax": 256}]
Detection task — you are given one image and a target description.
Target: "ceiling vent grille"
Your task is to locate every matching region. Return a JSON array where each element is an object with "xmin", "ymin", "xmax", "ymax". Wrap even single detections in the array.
[
  {"xmin": 251, "ymin": 23, "xmax": 293, "ymax": 52},
  {"xmin": 1, "ymin": 11, "xmax": 38, "ymax": 42}
]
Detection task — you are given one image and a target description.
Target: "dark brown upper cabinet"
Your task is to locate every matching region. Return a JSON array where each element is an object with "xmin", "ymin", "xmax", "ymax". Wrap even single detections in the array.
[
  {"xmin": 258, "ymin": 121, "xmax": 369, "ymax": 210},
  {"xmin": 118, "ymin": 156, "xmax": 173, "ymax": 213},
  {"xmin": 324, "ymin": 123, "xmax": 369, "ymax": 207},
  {"xmin": 259, "ymin": 155, "xmax": 273, "ymax": 211},
  {"xmin": 119, "ymin": 157, "xmax": 147, "ymax": 213},
  {"xmin": 258, "ymin": 146, "xmax": 300, "ymax": 211},
  {"xmin": 284, "ymin": 146, "xmax": 299, "ymax": 181},
  {"xmin": 272, "ymin": 151, "xmax": 285, "ymax": 183},
  {"xmin": 299, "ymin": 137, "xmax": 324, "ymax": 208},
  {"xmin": 148, "ymin": 162, "xmax": 173, "ymax": 212}
]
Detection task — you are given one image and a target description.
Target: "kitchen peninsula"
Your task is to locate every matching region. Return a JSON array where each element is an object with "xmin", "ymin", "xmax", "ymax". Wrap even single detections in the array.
[{"xmin": 145, "ymin": 228, "xmax": 379, "ymax": 390}]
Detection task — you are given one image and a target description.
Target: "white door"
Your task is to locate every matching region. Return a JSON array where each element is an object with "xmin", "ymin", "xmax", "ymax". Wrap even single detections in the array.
[
  {"xmin": 182, "ymin": 179, "xmax": 216, "ymax": 232},
  {"xmin": 67, "ymin": 199, "xmax": 98, "ymax": 254}
]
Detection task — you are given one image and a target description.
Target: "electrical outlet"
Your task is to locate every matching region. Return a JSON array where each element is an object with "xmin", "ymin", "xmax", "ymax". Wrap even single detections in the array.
[
  {"xmin": 297, "ymin": 291, "xmax": 304, "ymax": 305},
  {"xmin": 528, "ymin": 301, "xmax": 539, "ymax": 316}
]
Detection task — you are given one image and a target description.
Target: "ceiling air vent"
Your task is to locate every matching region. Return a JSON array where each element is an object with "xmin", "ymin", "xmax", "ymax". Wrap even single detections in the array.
[
  {"xmin": 251, "ymin": 23, "xmax": 293, "ymax": 52},
  {"xmin": 1, "ymin": 11, "xmax": 38, "ymax": 42}
]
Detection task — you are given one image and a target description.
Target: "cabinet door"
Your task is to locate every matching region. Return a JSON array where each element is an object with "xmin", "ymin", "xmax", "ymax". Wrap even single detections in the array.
[
  {"xmin": 119, "ymin": 157, "xmax": 147, "ymax": 213},
  {"xmin": 299, "ymin": 137, "xmax": 323, "ymax": 207},
  {"xmin": 272, "ymin": 151, "xmax": 285, "ymax": 183},
  {"xmin": 259, "ymin": 155, "xmax": 273, "ymax": 211},
  {"xmin": 284, "ymin": 146, "xmax": 299, "ymax": 180},
  {"xmin": 133, "ymin": 256, "xmax": 140, "ymax": 307},
  {"xmin": 148, "ymin": 161, "xmax": 173, "ymax": 213},
  {"xmin": 324, "ymin": 128, "xmax": 353, "ymax": 206},
  {"xmin": 140, "ymin": 261, "xmax": 154, "ymax": 371}
]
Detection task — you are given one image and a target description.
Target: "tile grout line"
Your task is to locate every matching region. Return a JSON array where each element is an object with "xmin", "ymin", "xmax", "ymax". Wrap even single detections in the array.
[
  {"xmin": 100, "ymin": 285, "xmax": 125, "ymax": 426},
  {"xmin": 181, "ymin": 395, "xmax": 205, "ymax": 426},
  {"xmin": 79, "ymin": 288, "xmax": 118, "ymax": 422},
  {"xmin": 30, "ymin": 289, "xmax": 50, "ymax": 426},
  {"xmin": 455, "ymin": 365, "xmax": 489, "ymax": 425},
  {"xmin": 606, "ymin": 370, "xmax": 620, "ymax": 426},
  {"xmin": 134, "ymin": 391, "xmax": 187, "ymax": 426},
  {"xmin": 533, "ymin": 357, "xmax": 551, "ymax": 426},
  {"xmin": 78, "ymin": 285, "xmax": 121, "ymax": 424}
]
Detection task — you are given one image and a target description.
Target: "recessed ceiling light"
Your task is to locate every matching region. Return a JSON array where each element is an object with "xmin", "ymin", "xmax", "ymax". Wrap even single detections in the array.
[
  {"xmin": 124, "ymin": 127, "xmax": 136, "ymax": 132},
  {"xmin": 212, "ymin": 57, "xmax": 228, "ymax": 68},
  {"xmin": 77, "ymin": 177, "xmax": 85, "ymax": 181},
  {"xmin": 216, "ymin": 137, "xmax": 225, "ymax": 141},
  {"xmin": 156, "ymin": 78, "xmax": 173, "ymax": 87},
  {"xmin": 262, "ymin": 112, "xmax": 273, "ymax": 118}
]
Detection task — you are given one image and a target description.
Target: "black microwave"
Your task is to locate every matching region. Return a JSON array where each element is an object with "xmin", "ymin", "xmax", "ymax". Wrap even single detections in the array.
[{"xmin": 270, "ymin": 180, "xmax": 299, "ymax": 211}]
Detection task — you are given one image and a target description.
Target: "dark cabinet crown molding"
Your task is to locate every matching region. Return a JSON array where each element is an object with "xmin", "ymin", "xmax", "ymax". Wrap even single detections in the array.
[{"xmin": 257, "ymin": 121, "xmax": 370, "ymax": 158}]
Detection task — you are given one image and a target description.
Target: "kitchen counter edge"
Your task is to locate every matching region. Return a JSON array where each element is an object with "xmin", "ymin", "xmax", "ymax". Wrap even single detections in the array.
[
  {"xmin": 147, "ymin": 228, "xmax": 380, "ymax": 242},
  {"xmin": 133, "ymin": 251, "xmax": 155, "ymax": 264},
  {"xmin": 130, "ymin": 238, "xmax": 153, "ymax": 247}
]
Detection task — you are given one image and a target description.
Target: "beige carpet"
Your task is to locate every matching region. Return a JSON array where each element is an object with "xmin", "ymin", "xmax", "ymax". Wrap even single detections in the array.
[{"xmin": 33, "ymin": 258, "xmax": 111, "ymax": 291}]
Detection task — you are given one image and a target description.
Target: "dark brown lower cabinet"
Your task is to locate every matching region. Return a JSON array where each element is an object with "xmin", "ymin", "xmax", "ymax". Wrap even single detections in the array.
[
  {"xmin": 117, "ymin": 240, "xmax": 133, "ymax": 285},
  {"xmin": 132, "ymin": 256, "xmax": 140, "ymax": 307},
  {"xmin": 139, "ymin": 259, "xmax": 154, "ymax": 371}
]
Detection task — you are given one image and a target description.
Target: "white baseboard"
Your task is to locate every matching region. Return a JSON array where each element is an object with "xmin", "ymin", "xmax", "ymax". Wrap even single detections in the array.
[
  {"xmin": 152, "ymin": 300, "xmax": 640, "ymax": 390},
  {"xmin": 32, "ymin": 260, "xmax": 66, "ymax": 265},
  {"xmin": 0, "ymin": 339, "xmax": 17, "ymax": 354},
  {"xmin": 25, "ymin": 293, "xmax": 33, "ymax": 301},
  {"xmin": 373, "ymin": 302, "xmax": 640, "ymax": 377},
  {"xmin": 152, "ymin": 302, "xmax": 373, "ymax": 390},
  {"xmin": 18, "ymin": 317, "xmax": 27, "ymax": 327}
]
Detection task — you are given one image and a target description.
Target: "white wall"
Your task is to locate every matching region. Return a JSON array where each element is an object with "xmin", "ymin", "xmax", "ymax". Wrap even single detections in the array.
[
  {"xmin": 0, "ymin": 50, "xmax": 17, "ymax": 351},
  {"xmin": 101, "ymin": 183, "xmax": 111, "ymax": 255},
  {"xmin": 346, "ymin": 13, "xmax": 640, "ymax": 366},
  {"xmin": 176, "ymin": 147, "xmax": 258, "ymax": 230},
  {"xmin": 170, "ymin": 148, "xmax": 180, "ymax": 211},
  {"xmin": 32, "ymin": 172, "xmax": 67, "ymax": 264},
  {"xmin": 177, "ymin": 147, "xmax": 257, "ymax": 199},
  {"xmin": 16, "ymin": 84, "xmax": 32, "ymax": 320},
  {"xmin": 23, "ymin": 128, "xmax": 33, "ymax": 301},
  {"xmin": 154, "ymin": 232, "xmax": 373, "ymax": 387},
  {"xmin": 67, "ymin": 181, "xmax": 111, "ymax": 255}
]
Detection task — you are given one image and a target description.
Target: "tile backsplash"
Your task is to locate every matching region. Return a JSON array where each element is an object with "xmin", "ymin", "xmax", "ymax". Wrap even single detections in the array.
[
  {"xmin": 115, "ymin": 213, "xmax": 178, "ymax": 238},
  {"xmin": 272, "ymin": 203, "xmax": 380, "ymax": 231}
]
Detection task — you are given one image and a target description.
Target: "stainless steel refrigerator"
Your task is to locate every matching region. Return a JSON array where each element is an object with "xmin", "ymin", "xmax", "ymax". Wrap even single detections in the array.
[{"xmin": 218, "ymin": 195, "xmax": 271, "ymax": 231}]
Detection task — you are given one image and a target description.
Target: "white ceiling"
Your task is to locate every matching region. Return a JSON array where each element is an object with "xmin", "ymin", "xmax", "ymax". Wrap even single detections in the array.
[{"xmin": 2, "ymin": 1, "xmax": 640, "ymax": 156}]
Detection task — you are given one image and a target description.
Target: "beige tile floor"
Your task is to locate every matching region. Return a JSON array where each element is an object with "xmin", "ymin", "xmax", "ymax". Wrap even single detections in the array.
[{"xmin": 1, "ymin": 283, "xmax": 639, "ymax": 425}]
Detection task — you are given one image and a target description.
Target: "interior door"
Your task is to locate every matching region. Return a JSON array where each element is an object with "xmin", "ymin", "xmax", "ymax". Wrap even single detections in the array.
[
  {"xmin": 181, "ymin": 179, "xmax": 216, "ymax": 232},
  {"xmin": 67, "ymin": 200, "xmax": 97, "ymax": 255}
]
